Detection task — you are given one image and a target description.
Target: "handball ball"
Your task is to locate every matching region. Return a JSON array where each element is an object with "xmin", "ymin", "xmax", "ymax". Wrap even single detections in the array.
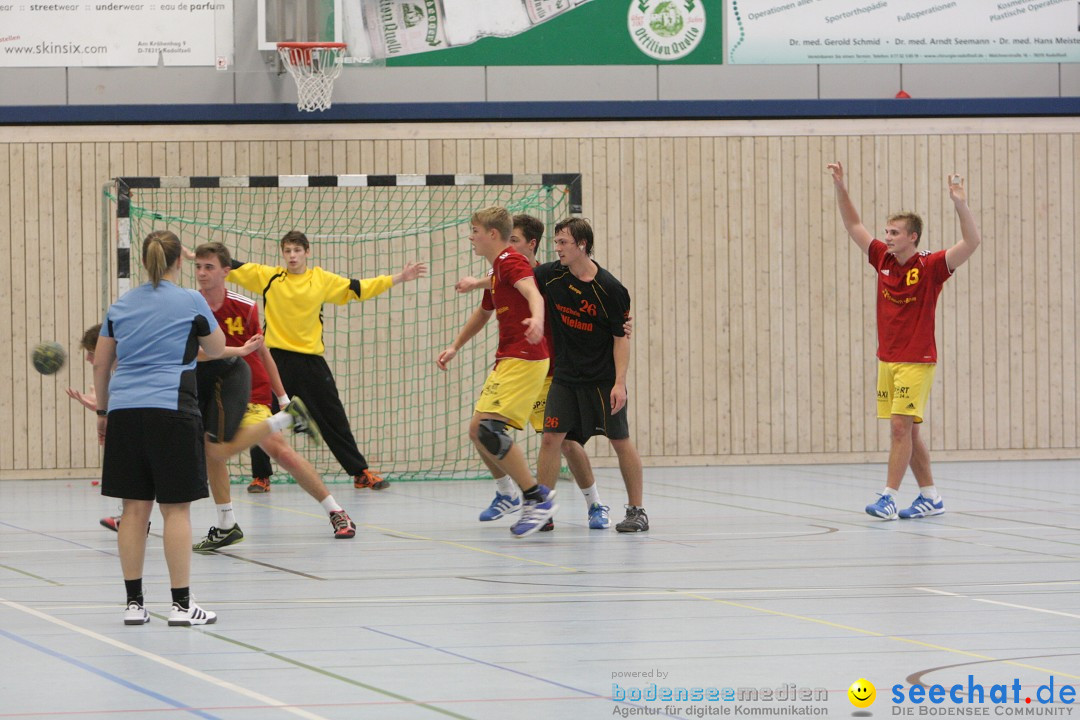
[{"xmin": 32, "ymin": 341, "xmax": 67, "ymax": 375}]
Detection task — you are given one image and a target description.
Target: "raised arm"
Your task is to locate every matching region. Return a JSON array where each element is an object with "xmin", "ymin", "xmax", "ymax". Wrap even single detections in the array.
[
  {"xmin": 943, "ymin": 174, "xmax": 982, "ymax": 272},
  {"xmin": 827, "ymin": 161, "xmax": 874, "ymax": 254}
]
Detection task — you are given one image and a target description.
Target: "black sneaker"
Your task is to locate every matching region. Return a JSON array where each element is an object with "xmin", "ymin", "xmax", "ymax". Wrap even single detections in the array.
[
  {"xmin": 615, "ymin": 506, "xmax": 649, "ymax": 533},
  {"xmin": 192, "ymin": 525, "xmax": 245, "ymax": 552},
  {"xmin": 286, "ymin": 396, "xmax": 322, "ymax": 446}
]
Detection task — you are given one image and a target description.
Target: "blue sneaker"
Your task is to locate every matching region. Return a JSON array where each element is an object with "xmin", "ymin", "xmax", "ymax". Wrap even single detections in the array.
[
  {"xmin": 865, "ymin": 493, "xmax": 898, "ymax": 520},
  {"xmin": 588, "ymin": 503, "xmax": 611, "ymax": 529},
  {"xmin": 898, "ymin": 494, "xmax": 945, "ymax": 519},
  {"xmin": 479, "ymin": 491, "xmax": 521, "ymax": 521},
  {"xmin": 510, "ymin": 486, "xmax": 558, "ymax": 538}
]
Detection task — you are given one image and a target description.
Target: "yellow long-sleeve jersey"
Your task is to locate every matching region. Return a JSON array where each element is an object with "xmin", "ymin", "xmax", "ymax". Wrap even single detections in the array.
[{"xmin": 228, "ymin": 262, "xmax": 393, "ymax": 355}]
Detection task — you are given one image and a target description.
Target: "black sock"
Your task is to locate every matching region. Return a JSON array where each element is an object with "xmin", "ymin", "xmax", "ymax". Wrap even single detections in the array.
[
  {"xmin": 124, "ymin": 578, "xmax": 143, "ymax": 606},
  {"xmin": 171, "ymin": 587, "xmax": 190, "ymax": 610},
  {"xmin": 523, "ymin": 485, "xmax": 544, "ymax": 502}
]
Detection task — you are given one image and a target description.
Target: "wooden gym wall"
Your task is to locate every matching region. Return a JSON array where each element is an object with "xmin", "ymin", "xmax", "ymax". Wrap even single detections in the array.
[{"xmin": 1, "ymin": 119, "xmax": 1077, "ymax": 479}]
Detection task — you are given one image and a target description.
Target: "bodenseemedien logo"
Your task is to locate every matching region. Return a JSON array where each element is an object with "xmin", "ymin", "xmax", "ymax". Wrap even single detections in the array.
[{"xmin": 628, "ymin": 0, "xmax": 706, "ymax": 61}]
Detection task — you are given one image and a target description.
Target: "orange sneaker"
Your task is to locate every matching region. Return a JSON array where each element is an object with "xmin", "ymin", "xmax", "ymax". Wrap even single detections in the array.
[
  {"xmin": 247, "ymin": 477, "xmax": 271, "ymax": 493},
  {"xmin": 353, "ymin": 469, "xmax": 389, "ymax": 490}
]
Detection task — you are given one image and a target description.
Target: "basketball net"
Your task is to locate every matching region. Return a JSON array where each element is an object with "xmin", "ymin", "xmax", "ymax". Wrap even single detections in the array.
[{"xmin": 277, "ymin": 42, "xmax": 346, "ymax": 112}]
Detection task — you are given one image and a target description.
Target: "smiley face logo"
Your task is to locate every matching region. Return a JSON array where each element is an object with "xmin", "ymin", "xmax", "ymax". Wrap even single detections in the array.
[{"xmin": 848, "ymin": 678, "xmax": 876, "ymax": 708}]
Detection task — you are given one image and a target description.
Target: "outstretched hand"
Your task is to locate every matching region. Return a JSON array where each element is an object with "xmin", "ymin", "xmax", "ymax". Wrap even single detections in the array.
[
  {"xmin": 948, "ymin": 173, "xmax": 967, "ymax": 203},
  {"xmin": 395, "ymin": 261, "xmax": 428, "ymax": 285},
  {"xmin": 66, "ymin": 385, "xmax": 97, "ymax": 412},
  {"xmin": 826, "ymin": 161, "xmax": 845, "ymax": 187},
  {"xmin": 236, "ymin": 334, "xmax": 264, "ymax": 357}
]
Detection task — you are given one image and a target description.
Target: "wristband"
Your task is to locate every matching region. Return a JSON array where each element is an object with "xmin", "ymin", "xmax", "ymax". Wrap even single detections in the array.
[
  {"xmin": 96, "ymin": 409, "xmax": 108, "ymax": 416},
  {"xmin": 277, "ymin": 395, "xmax": 290, "ymax": 407}
]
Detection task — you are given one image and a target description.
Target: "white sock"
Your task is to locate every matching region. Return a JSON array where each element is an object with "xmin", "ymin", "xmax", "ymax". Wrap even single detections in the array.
[
  {"xmin": 881, "ymin": 487, "xmax": 897, "ymax": 497},
  {"xmin": 320, "ymin": 495, "xmax": 343, "ymax": 513},
  {"xmin": 919, "ymin": 485, "xmax": 941, "ymax": 501},
  {"xmin": 268, "ymin": 411, "xmax": 292, "ymax": 433},
  {"xmin": 495, "ymin": 475, "xmax": 515, "ymax": 496},
  {"xmin": 581, "ymin": 483, "xmax": 602, "ymax": 509},
  {"xmin": 217, "ymin": 503, "xmax": 236, "ymax": 529}
]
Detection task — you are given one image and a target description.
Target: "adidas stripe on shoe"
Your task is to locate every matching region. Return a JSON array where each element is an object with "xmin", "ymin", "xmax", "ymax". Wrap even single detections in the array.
[
  {"xmin": 168, "ymin": 601, "xmax": 217, "ymax": 626},
  {"xmin": 898, "ymin": 494, "xmax": 945, "ymax": 519},
  {"xmin": 123, "ymin": 602, "xmax": 149, "ymax": 625}
]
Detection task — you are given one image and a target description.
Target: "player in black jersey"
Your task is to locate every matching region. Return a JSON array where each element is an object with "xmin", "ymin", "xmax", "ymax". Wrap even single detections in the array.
[{"xmin": 532, "ymin": 218, "xmax": 648, "ymax": 533}]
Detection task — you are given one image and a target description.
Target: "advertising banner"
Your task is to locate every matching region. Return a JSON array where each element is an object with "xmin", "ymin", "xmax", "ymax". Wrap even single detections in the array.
[
  {"xmin": 365, "ymin": 0, "xmax": 719, "ymax": 66},
  {"xmin": 0, "ymin": 0, "xmax": 231, "ymax": 66},
  {"xmin": 726, "ymin": 0, "xmax": 1080, "ymax": 64}
]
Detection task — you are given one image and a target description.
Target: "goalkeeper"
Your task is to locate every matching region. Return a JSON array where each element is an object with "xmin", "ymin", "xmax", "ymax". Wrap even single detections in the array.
[{"xmin": 227, "ymin": 230, "xmax": 427, "ymax": 490}]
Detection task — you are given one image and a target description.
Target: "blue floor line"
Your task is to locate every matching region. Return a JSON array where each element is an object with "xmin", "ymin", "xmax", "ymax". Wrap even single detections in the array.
[{"xmin": 0, "ymin": 628, "xmax": 223, "ymax": 720}]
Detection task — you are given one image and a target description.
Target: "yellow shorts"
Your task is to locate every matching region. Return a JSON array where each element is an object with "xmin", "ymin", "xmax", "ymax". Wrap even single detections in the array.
[
  {"xmin": 475, "ymin": 357, "xmax": 550, "ymax": 430},
  {"xmin": 877, "ymin": 362, "xmax": 936, "ymax": 423},
  {"xmin": 528, "ymin": 375, "xmax": 554, "ymax": 433},
  {"xmin": 240, "ymin": 403, "xmax": 272, "ymax": 428}
]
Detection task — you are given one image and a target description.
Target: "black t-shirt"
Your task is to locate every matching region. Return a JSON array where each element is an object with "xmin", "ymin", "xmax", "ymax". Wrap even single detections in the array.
[{"xmin": 533, "ymin": 260, "xmax": 631, "ymax": 386}]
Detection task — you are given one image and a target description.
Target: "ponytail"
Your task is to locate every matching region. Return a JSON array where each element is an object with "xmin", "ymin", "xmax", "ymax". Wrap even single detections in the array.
[{"xmin": 142, "ymin": 230, "xmax": 182, "ymax": 287}]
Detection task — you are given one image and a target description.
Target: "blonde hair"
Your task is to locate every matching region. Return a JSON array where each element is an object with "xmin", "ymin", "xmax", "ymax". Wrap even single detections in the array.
[
  {"xmin": 471, "ymin": 206, "xmax": 512, "ymax": 241},
  {"xmin": 142, "ymin": 230, "xmax": 182, "ymax": 287},
  {"xmin": 888, "ymin": 212, "xmax": 924, "ymax": 246}
]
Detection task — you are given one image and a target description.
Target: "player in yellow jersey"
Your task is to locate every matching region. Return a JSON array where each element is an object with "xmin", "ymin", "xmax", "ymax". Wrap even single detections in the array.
[{"xmin": 227, "ymin": 231, "xmax": 426, "ymax": 490}]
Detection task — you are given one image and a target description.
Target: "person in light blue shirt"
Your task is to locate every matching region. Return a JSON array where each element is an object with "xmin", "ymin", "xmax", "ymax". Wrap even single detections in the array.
[{"xmin": 94, "ymin": 229, "xmax": 227, "ymax": 627}]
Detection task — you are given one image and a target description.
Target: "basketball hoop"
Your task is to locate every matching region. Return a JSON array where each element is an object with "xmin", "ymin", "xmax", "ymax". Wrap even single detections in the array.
[{"xmin": 277, "ymin": 42, "xmax": 346, "ymax": 112}]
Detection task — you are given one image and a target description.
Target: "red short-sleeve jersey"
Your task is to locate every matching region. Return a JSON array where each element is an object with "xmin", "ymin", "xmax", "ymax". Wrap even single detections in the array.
[
  {"xmin": 482, "ymin": 250, "xmax": 549, "ymax": 362},
  {"xmin": 214, "ymin": 292, "xmax": 272, "ymax": 405},
  {"xmin": 482, "ymin": 259, "xmax": 554, "ymax": 373},
  {"xmin": 868, "ymin": 239, "xmax": 953, "ymax": 363}
]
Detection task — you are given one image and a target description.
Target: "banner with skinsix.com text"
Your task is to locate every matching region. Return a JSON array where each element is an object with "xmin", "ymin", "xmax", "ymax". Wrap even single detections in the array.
[{"xmin": 726, "ymin": 0, "xmax": 1080, "ymax": 64}]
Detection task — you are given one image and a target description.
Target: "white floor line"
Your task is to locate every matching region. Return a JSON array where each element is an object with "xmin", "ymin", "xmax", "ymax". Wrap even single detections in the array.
[
  {"xmin": 914, "ymin": 587, "xmax": 1080, "ymax": 620},
  {"xmin": 0, "ymin": 596, "xmax": 332, "ymax": 720}
]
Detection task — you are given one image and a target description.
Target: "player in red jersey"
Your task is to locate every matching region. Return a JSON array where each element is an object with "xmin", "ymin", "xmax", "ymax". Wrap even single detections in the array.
[
  {"xmin": 829, "ymin": 162, "xmax": 982, "ymax": 520},
  {"xmin": 437, "ymin": 206, "xmax": 558, "ymax": 537},
  {"xmin": 455, "ymin": 214, "xmax": 623, "ymax": 531},
  {"xmin": 190, "ymin": 242, "xmax": 356, "ymax": 545}
]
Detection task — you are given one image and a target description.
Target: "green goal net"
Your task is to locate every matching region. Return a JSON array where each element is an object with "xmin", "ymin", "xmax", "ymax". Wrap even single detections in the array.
[{"xmin": 105, "ymin": 174, "xmax": 579, "ymax": 483}]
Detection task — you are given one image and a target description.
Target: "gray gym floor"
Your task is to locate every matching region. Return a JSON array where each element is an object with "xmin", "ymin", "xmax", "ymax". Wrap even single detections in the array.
[{"xmin": 1, "ymin": 460, "xmax": 1078, "ymax": 719}]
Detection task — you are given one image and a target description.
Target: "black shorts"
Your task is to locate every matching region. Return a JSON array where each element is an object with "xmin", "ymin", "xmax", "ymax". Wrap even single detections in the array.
[
  {"xmin": 543, "ymin": 380, "xmax": 630, "ymax": 445},
  {"xmin": 101, "ymin": 408, "xmax": 209, "ymax": 504},
  {"xmin": 196, "ymin": 358, "xmax": 251, "ymax": 443}
]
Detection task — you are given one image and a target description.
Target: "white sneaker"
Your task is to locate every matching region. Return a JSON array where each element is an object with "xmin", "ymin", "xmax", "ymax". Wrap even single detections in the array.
[
  {"xmin": 168, "ymin": 600, "xmax": 217, "ymax": 626},
  {"xmin": 123, "ymin": 601, "xmax": 149, "ymax": 625}
]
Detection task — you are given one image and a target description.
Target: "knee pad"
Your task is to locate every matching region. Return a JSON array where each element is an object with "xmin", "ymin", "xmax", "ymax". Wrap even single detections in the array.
[{"xmin": 478, "ymin": 419, "xmax": 513, "ymax": 460}]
